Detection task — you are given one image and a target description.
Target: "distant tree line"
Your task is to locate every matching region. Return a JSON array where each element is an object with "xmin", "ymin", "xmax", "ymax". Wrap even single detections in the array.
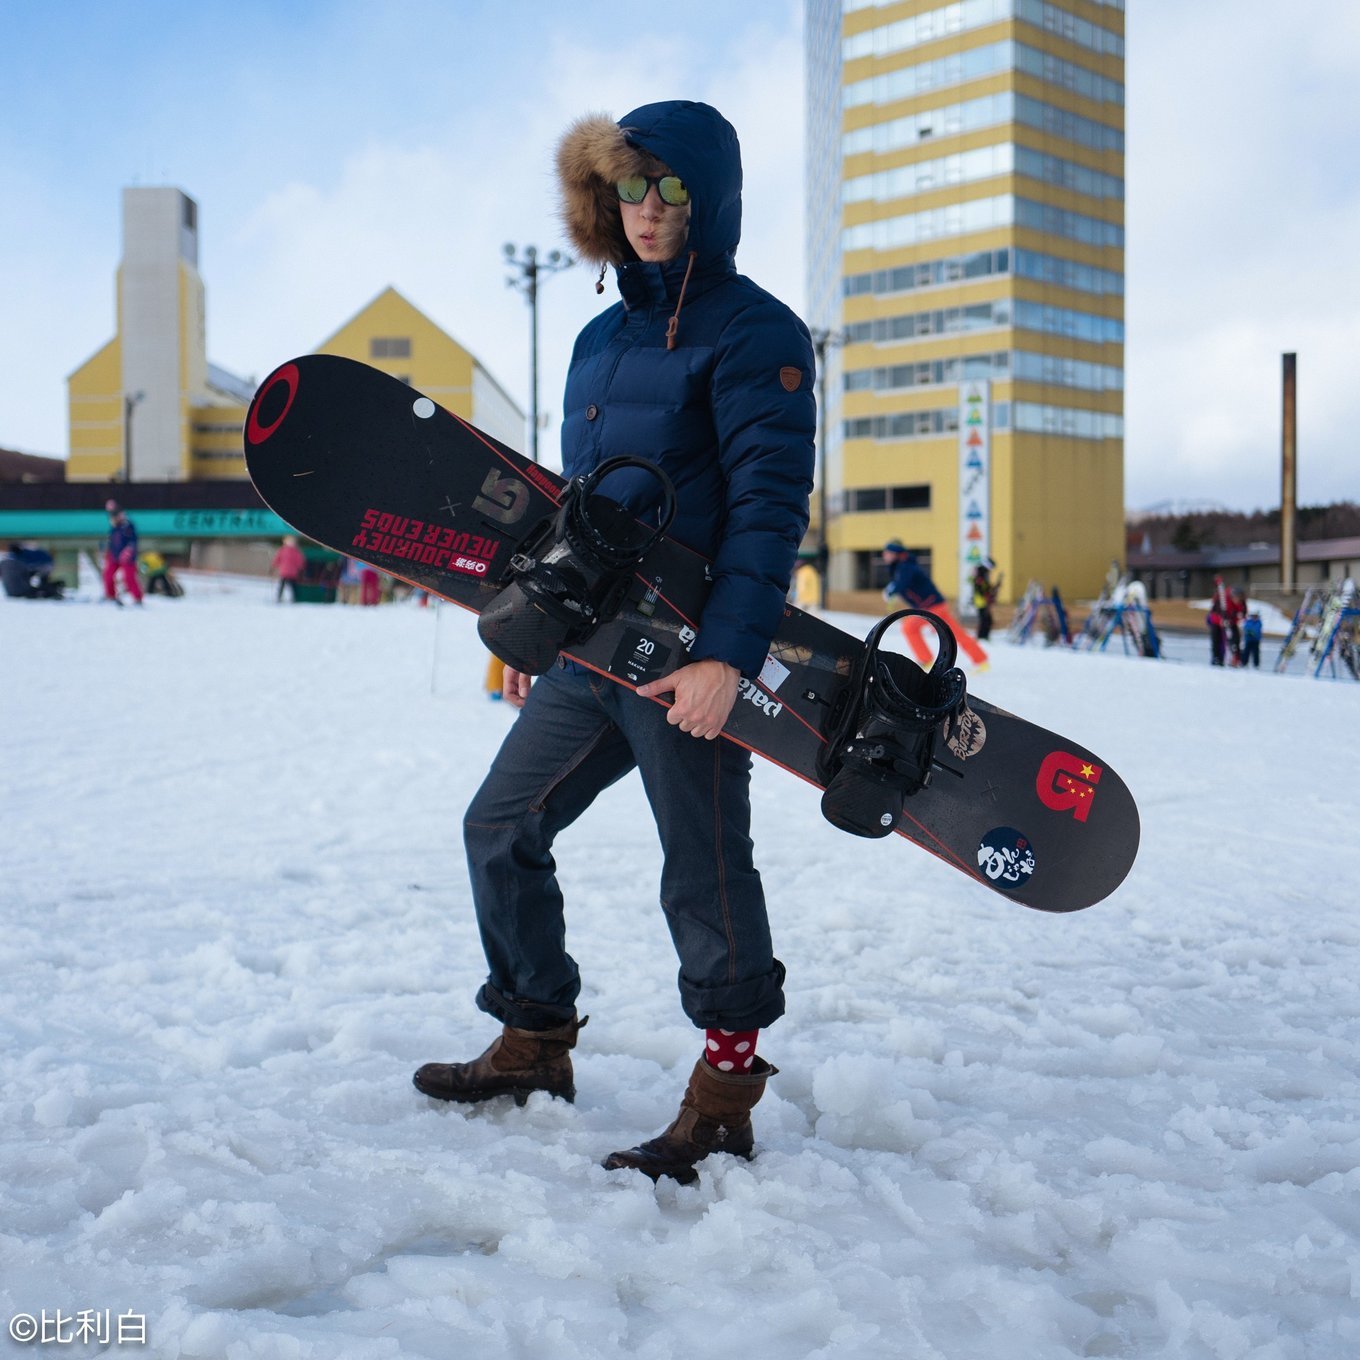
[{"xmin": 1132, "ymin": 502, "xmax": 1360, "ymax": 553}]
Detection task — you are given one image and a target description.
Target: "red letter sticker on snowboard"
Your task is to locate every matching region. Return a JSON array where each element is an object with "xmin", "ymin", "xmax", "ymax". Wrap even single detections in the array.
[{"xmin": 1036, "ymin": 751, "xmax": 1102, "ymax": 823}]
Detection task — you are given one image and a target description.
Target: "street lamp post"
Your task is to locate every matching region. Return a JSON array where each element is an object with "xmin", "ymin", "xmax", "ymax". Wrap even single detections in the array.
[
  {"xmin": 504, "ymin": 244, "xmax": 573, "ymax": 462},
  {"xmin": 122, "ymin": 390, "xmax": 146, "ymax": 483},
  {"xmin": 809, "ymin": 328, "xmax": 844, "ymax": 610}
]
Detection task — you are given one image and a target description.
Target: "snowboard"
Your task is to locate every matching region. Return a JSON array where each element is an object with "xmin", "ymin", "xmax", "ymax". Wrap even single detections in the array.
[{"xmin": 244, "ymin": 355, "xmax": 1139, "ymax": 912}]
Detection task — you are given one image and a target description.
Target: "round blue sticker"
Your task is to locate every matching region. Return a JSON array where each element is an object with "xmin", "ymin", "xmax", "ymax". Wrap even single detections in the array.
[{"xmin": 976, "ymin": 826, "xmax": 1037, "ymax": 891}]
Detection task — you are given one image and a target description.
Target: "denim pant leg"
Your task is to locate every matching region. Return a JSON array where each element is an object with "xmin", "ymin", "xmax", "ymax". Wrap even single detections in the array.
[
  {"xmin": 600, "ymin": 683, "xmax": 786, "ymax": 1032},
  {"xmin": 464, "ymin": 665, "xmax": 636, "ymax": 1027}
]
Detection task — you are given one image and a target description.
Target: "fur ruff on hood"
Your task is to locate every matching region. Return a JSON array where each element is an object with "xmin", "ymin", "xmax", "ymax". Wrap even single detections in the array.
[{"xmin": 556, "ymin": 113, "xmax": 691, "ymax": 268}]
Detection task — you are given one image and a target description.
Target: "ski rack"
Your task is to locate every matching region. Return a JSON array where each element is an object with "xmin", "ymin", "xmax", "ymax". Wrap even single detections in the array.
[
  {"xmin": 1007, "ymin": 580, "xmax": 1072, "ymax": 647},
  {"xmin": 1073, "ymin": 575, "xmax": 1162, "ymax": 659},
  {"xmin": 1276, "ymin": 580, "xmax": 1360, "ymax": 680}
]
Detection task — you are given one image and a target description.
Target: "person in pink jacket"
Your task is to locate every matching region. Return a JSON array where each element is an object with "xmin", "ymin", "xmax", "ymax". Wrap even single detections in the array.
[{"xmin": 270, "ymin": 535, "xmax": 306, "ymax": 603}]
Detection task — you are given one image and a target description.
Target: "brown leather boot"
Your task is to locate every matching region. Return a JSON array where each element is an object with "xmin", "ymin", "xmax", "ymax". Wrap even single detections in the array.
[
  {"xmin": 413, "ymin": 1016, "xmax": 587, "ymax": 1105},
  {"xmin": 603, "ymin": 1055, "xmax": 777, "ymax": 1184}
]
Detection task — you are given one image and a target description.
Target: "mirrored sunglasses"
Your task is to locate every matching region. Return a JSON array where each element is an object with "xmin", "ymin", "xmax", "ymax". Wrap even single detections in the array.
[{"xmin": 615, "ymin": 174, "xmax": 690, "ymax": 207}]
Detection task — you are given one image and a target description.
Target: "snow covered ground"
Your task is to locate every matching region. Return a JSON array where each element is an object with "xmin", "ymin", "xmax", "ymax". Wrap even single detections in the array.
[{"xmin": 3, "ymin": 577, "xmax": 1358, "ymax": 1359}]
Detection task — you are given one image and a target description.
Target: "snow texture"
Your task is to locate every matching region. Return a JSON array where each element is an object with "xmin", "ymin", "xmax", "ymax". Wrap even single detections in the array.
[{"xmin": 3, "ymin": 573, "xmax": 1358, "ymax": 1358}]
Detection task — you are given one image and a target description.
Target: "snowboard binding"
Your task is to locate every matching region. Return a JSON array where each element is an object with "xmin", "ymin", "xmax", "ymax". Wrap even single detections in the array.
[
  {"xmin": 477, "ymin": 456, "xmax": 677, "ymax": 674},
  {"xmin": 817, "ymin": 610, "xmax": 968, "ymax": 838}
]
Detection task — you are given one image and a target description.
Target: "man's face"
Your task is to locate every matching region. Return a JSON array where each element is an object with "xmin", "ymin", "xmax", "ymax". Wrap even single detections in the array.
[{"xmin": 618, "ymin": 170, "xmax": 691, "ymax": 264}]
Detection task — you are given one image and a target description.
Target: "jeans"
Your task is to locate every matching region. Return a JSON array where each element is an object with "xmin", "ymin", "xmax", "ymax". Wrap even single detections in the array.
[{"xmin": 464, "ymin": 662, "xmax": 785, "ymax": 1033}]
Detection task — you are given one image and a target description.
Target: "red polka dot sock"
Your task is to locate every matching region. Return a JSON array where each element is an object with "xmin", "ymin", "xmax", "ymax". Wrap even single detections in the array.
[{"xmin": 704, "ymin": 1028, "xmax": 759, "ymax": 1073}]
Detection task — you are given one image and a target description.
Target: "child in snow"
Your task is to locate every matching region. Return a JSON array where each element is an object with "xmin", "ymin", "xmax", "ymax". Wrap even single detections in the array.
[{"xmin": 1242, "ymin": 611, "xmax": 1263, "ymax": 669}]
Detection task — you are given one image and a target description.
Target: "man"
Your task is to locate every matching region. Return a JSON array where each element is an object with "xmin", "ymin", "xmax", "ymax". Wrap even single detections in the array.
[{"xmin": 414, "ymin": 101, "xmax": 815, "ymax": 1184}]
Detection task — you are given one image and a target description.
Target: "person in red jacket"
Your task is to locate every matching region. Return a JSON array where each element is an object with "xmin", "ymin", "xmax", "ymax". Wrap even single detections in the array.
[
  {"xmin": 1207, "ymin": 575, "xmax": 1231, "ymax": 666},
  {"xmin": 1225, "ymin": 588, "xmax": 1247, "ymax": 665},
  {"xmin": 269, "ymin": 535, "xmax": 306, "ymax": 603}
]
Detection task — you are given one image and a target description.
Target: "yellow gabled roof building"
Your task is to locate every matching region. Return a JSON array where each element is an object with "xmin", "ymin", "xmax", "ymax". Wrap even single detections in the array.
[
  {"xmin": 315, "ymin": 286, "xmax": 523, "ymax": 453},
  {"xmin": 67, "ymin": 189, "xmax": 523, "ymax": 485}
]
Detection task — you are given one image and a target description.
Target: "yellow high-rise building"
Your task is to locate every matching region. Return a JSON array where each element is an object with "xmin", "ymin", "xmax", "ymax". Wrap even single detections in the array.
[
  {"xmin": 805, "ymin": 0, "xmax": 1125, "ymax": 606},
  {"xmin": 67, "ymin": 189, "xmax": 523, "ymax": 484}
]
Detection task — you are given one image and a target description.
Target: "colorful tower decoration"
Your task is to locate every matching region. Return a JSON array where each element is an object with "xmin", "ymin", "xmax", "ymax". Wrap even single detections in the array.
[{"xmin": 959, "ymin": 380, "xmax": 990, "ymax": 610}]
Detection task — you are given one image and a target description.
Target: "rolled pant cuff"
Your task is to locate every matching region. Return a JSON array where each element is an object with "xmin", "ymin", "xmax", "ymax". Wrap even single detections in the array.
[
  {"xmin": 476, "ymin": 982, "xmax": 578, "ymax": 1031},
  {"xmin": 678, "ymin": 958, "xmax": 786, "ymax": 1031}
]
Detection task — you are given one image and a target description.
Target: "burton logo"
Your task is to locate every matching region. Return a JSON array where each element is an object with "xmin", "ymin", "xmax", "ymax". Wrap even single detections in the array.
[
  {"xmin": 946, "ymin": 705, "xmax": 987, "ymax": 760},
  {"xmin": 1035, "ymin": 751, "xmax": 1102, "ymax": 822},
  {"xmin": 977, "ymin": 827, "xmax": 1036, "ymax": 890}
]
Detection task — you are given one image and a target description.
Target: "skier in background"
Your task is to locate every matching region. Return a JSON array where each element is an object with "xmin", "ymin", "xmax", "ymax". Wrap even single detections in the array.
[
  {"xmin": 413, "ymin": 99, "xmax": 815, "ymax": 1185},
  {"xmin": 1227, "ymin": 588, "xmax": 1247, "ymax": 665},
  {"xmin": 337, "ymin": 556, "xmax": 363, "ymax": 605},
  {"xmin": 1207, "ymin": 575, "xmax": 1231, "ymax": 666},
  {"xmin": 139, "ymin": 549, "xmax": 181, "ymax": 597},
  {"xmin": 2, "ymin": 543, "xmax": 64, "ymax": 599},
  {"xmin": 1241, "ymin": 610, "xmax": 1263, "ymax": 669},
  {"xmin": 882, "ymin": 541, "xmax": 988, "ymax": 667},
  {"xmin": 792, "ymin": 551, "xmax": 821, "ymax": 611},
  {"xmin": 102, "ymin": 501, "xmax": 143, "ymax": 606},
  {"xmin": 483, "ymin": 653, "xmax": 506, "ymax": 701},
  {"xmin": 970, "ymin": 557, "xmax": 999, "ymax": 641},
  {"xmin": 270, "ymin": 535, "xmax": 306, "ymax": 603},
  {"xmin": 359, "ymin": 562, "xmax": 382, "ymax": 606}
]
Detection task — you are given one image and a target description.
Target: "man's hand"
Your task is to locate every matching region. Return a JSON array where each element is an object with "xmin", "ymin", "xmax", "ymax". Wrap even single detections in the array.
[
  {"xmin": 503, "ymin": 667, "xmax": 533, "ymax": 708},
  {"xmin": 637, "ymin": 659, "xmax": 740, "ymax": 740}
]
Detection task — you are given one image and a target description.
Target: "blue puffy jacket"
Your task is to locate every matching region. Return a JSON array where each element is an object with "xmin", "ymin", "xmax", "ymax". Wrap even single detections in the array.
[
  {"xmin": 107, "ymin": 517, "xmax": 138, "ymax": 562},
  {"xmin": 556, "ymin": 101, "xmax": 816, "ymax": 676},
  {"xmin": 886, "ymin": 554, "xmax": 945, "ymax": 610}
]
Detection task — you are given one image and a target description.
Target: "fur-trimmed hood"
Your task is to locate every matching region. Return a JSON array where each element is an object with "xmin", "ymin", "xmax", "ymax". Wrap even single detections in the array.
[{"xmin": 556, "ymin": 100, "xmax": 742, "ymax": 272}]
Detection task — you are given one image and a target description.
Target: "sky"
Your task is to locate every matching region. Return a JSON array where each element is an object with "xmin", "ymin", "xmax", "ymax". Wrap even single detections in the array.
[
  {"xmin": 4, "ymin": 577, "xmax": 1359, "ymax": 1356},
  {"xmin": 1, "ymin": 0, "xmax": 1357, "ymax": 513}
]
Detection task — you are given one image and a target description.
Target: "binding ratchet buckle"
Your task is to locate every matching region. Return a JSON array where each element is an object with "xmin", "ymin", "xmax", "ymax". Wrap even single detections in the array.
[
  {"xmin": 817, "ymin": 609, "xmax": 968, "ymax": 838},
  {"xmin": 476, "ymin": 456, "xmax": 676, "ymax": 674}
]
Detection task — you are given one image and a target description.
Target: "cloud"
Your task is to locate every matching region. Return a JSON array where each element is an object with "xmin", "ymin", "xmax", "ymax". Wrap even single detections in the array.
[
  {"xmin": 207, "ymin": 9, "xmax": 806, "ymax": 469},
  {"xmin": 1124, "ymin": 0, "xmax": 1360, "ymax": 510},
  {"xmin": 7, "ymin": 0, "xmax": 1354, "ymax": 513}
]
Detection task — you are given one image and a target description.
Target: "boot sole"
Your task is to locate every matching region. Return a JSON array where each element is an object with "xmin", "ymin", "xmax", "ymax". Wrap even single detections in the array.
[
  {"xmin": 412, "ymin": 1073, "xmax": 575, "ymax": 1105},
  {"xmin": 601, "ymin": 1147, "xmax": 754, "ymax": 1184}
]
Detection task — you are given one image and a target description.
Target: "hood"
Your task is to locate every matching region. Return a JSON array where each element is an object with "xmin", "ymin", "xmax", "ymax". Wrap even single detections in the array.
[{"xmin": 556, "ymin": 100, "xmax": 742, "ymax": 272}]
